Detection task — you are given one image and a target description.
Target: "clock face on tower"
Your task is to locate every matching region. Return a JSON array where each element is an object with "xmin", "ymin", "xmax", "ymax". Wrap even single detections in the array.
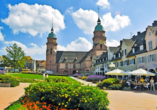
[{"xmin": 99, "ymin": 40, "xmax": 103, "ymax": 44}]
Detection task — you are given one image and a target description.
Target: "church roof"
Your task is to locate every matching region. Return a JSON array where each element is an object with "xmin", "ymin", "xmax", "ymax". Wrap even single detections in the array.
[
  {"xmin": 48, "ymin": 24, "xmax": 56, "ymax": 38},
  {"xmin": 94, "ymin": 17, "xmax": 104, "ymax": 31},
  {"xmin": 56, "ymin": 51, "xmax": 88, "ymax": 63}
]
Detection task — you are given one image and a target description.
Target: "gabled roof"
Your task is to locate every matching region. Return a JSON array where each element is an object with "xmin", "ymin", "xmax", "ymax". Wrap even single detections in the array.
[
  {"xmin": 127, "ymin": 31, "xmax": 147, "ymax": 57},
  {"xmin": 94, "ymin": 52, "xmax": 108, "ymax": 66},
  {"xmin": 56, "ymin": 51, "xmax": 88, "ymax": 63},
  {"xmin": 26, "ymin": 56, "xmax": 32, "ymax": 60},
  {"xmin": 79, "ymin": 49, "xmax": 93, "ymax": 63},
  {"xmin": 148, "ymin": 26, "xmax": 157, "ymax": 35},
  {"xmin": 108, "ymin": 47, "xmax": 120, "ymax": 53},
  {"xmin": 123, "ymin": 39, "xmax": 135, "ymax": 46},
  {"xmin": 36, "ymin": 60, "xmax": 46, "ymax": 68}
]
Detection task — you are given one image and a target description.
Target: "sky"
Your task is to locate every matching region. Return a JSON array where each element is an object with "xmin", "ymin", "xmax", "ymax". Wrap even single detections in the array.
[{"xmin": 0, "ymin": 0, "xmax": 157, "ymax": 60}]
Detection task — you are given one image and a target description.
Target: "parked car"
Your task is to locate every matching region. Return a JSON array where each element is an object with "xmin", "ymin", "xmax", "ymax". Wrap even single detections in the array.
[{"xmin": 45, "ymin": 71, "xmax": 53, "ymax": 74}]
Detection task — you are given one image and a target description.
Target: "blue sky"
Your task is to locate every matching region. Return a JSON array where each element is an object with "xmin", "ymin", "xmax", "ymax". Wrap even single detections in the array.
[{"xmin": 0, "ymin": 0, "xmax": 157, "ymax": 60}]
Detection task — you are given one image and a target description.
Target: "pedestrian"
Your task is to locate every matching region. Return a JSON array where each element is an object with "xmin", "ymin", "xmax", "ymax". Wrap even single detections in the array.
[
  {"xmin": 43, "ymin": 73, "xmax": 45, "ymax": 80},
  {"xmin": 99, "ymin": 79, "xmax": 101, "ymax": 84},
  {"xmin": 46, "ymin": 73, "xmax": 48, "ymax": 78},
  {"xmin": 150, "ymin": 77, "xmax": 155, "ymax": 91}
]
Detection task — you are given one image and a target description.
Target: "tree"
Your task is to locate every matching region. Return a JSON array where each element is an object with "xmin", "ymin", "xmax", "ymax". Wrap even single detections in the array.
[{"xmin": 4, "ymin": 43, "xmax": 26, "ymax": 72}]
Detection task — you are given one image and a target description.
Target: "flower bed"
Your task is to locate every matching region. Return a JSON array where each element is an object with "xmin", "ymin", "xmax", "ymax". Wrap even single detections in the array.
[
  {"xmin": 97, "ymin": 78, "xmax": 124, "ymax": 90},
  {"xmin": 73, "ymin": 73, "xmax": 81, "ymax": 77},
  {"xmin": 24, "ymin": 81, "xmax": 109, "ymax": 110},
  {"xmin": 86, "ymin": 75, "xmax": 106, "ymax": 82},
  {"xmin": 0, "ymin": 70, "xmax": 5, "ymax": 74},
  {"xmin": 108, "ymin": 84, "xmax": 123, "ymax": 90},
  {"xmin": 81, "ymin": 76, "xmax": 87, "ymax": 80},
  {"xmin": 0, "ymin": 74, "xmax": 19, "ymax": 87}
]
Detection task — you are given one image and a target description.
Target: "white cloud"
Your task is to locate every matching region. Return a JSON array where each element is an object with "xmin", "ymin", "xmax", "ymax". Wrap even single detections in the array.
[
  {"xmin": 57, "ymin": 37, "xmax": 92, "ymax": 51},
  {"xmin": 96, "ymin": 0, "xmax": 110, "ymax": 9},
  {"xmin": 106, "ymin": 39, "xmax": 120, "ymax": 47},
  {"xmin": 72, "ymin": 9, "xmax": 130, "ymax": 34},
  {"xmin": 1, "ymin": 3, "xmax": 65, "ymax": 37},
  {"xmin": 1, "ymin": 41, "xmax": 46, "ymax": 56},
  {"xmin": 0, "ymin": 27, "xmax": 4, "ymax": 41},
  {"xmin": 65, "ymin": 7, "xmax": 73, "ymax": 14},
  {"xmin": 72, "ymin": 9, "xmax": 97, "ymax": 34}
]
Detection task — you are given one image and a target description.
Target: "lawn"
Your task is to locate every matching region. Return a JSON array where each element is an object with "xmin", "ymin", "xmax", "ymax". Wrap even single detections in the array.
[
  {"xmin": 8, "ymin": 73, "xmax": 44, "ymax": 80},
  {"xmin": 5, "ymin": 73, "xmax": 77, "ymax": 83}
]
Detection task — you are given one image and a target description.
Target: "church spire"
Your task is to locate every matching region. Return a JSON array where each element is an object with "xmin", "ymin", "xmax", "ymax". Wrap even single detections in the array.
[{"xmin": 97, "ymin": 6, "xmax": 101, "ymax": 25}]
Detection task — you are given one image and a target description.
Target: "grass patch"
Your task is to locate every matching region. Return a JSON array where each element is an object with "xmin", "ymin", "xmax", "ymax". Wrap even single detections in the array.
[
  {"xmin": 5, "ymin": 97, "xmax": 27, "ymax": 110},
  {"xmin": 6, "ymin": 73, "xmax": 77, "ymax": 83}
]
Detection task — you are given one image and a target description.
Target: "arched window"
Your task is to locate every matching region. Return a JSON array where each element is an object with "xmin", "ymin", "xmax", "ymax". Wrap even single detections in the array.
[
  {"xmin": 73, "ymin": 64, "xmax": 76, "ymax": 69},
  {"xmin": 57, "ymin": 65, "xmax": 59, "ymax": 72},
  {"xmin": 50, "ymin": 48, "xmax": 52, "ymax": 54},
  {"xmin": 65, "ymin": 64, "xmax": 68, "ymax": 69}
]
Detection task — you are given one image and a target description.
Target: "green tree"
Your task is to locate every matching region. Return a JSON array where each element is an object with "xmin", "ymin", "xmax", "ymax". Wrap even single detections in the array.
[{"xmin": 3, "ymin": 43, "xmax": 26, "ymax": 72}]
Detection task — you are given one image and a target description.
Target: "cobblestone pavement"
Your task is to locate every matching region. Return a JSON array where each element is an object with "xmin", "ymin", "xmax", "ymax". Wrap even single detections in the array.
[
  {"xmin": 0, "ymin": 83, "xmax": 30, "ymax": 110},
  {"xmin": 70, "ymin": 76, "xmax": 157, "ymax": 110}
]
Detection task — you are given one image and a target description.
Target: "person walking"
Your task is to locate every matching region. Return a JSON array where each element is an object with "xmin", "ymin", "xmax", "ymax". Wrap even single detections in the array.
[
  {"xmin": 46, "ymin": 73, "xmax": 48, "ymax": 78},
  {"xmin": 99, "ymin": 79, "xmax": 101, "ymax": 84},
  {"xmin": 43, "ymin": 73, "xmax": 45, "ymax": 80},
  {"xmin": 150, "ymin": 77, "xmax": 155, "ymax": 91}
]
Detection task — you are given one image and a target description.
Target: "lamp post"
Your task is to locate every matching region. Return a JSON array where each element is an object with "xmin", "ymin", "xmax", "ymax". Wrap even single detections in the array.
[
  {"xmin": 109, "ymin": 62, "xmax": 115, "ymax": 70},
  {"xmin": 109, "ymin": 62, "xmax": 116, "ymax": 78}
]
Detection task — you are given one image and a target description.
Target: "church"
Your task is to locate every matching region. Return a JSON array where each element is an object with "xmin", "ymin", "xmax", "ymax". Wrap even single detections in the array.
[{"xmin": 46, "ymin": 15, "xmax": 107, "ymax": 75}]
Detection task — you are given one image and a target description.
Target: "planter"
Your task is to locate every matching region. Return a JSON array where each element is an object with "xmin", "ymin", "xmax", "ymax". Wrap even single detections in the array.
[{"xmin": 0, "ymin": 83, "xmax": 11, "ymax": 87}]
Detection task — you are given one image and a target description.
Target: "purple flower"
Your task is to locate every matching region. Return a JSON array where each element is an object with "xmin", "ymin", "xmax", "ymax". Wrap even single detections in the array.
[
  {"xmin": 0, "ymin": 70, "xmax": 5, "ymax": 74},
  {"xmin": 86, "ymin": 75, "xmax": 106, "ymax": 81},
  {"xmin": 73, "ymin": 73, "xmax": 81, "ymax": 77}
]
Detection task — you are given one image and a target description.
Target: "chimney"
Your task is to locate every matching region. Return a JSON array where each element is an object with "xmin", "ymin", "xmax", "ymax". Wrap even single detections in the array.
[
  {"xmin": 120, "ymin": 40, "xmax": 122, "ymax": 46},
  {"xmin": 132, "ymin": 35, "xmax": 136, "ymax": 39},
  {"xmin": 137, "ymin": 31, "xmax": 141, "ymax": 35},
  {"xmin": 152, "ymin": 21, "xmax": 157, "ymax": 26}
]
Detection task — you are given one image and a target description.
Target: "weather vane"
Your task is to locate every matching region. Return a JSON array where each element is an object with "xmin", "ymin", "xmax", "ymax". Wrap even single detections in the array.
[
  {"xmin": 98, "ymin": 6, "xmax": 99, "ymax": 17},
  {"xmin": 52, "ymin": 17, "xmax": 53, "ymax": 27}
]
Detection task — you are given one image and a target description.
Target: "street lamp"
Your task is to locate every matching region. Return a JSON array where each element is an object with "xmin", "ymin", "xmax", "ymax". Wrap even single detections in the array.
[{"xmin": 109, "ymin": 62, "xmax": 115, "ymax": 70}]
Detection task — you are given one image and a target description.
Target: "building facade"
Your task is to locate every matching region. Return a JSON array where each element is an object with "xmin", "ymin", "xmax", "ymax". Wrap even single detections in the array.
[
  {"xmin": 36, "ymin": 60, "xmax": 46, "ymax": 73},
  {"xmin": 24, "ymin": 56, "xmax": 36, "ymax": 72},
  {"xmin": 94, "ymin": 20, "xmax": 157, "ymax": 76},
  {"xmin": 46, "ymin": 16, "xmax": 107, "ymax": 75}
]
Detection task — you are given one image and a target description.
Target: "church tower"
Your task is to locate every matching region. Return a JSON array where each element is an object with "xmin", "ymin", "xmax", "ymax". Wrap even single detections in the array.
[
  {"xmin": 92, "ymin": 9, "xmax": 107, "ymax": 56},
  {"xmin": 46, "ymin": 21, "xmax": 57, "ymax": 72}
]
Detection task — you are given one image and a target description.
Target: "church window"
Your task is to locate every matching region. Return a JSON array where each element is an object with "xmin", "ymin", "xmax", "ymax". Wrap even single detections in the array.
[
  {"xmin": 73, "ymin": 64, "xmax": 76, "ymax": 69},
  {"xmin": 57, "ymin": 65, "xmax": 58, "ymax": 72},
  {"xmin": 65, "ymin": 64, "xmax": 68, "ymax": 69},
  {"xmin": 50, "ymin": 48, "xmax": 52, "ymax": 54}
]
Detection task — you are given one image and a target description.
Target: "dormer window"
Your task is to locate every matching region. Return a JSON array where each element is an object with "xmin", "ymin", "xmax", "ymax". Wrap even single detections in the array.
[
  {"xmin": 149, "ymin": 32, "xmax": 151, "ymax": 36},
  {"xmin": 140, "ymin": 45, "xmax": 143, "ymax": 50},
  {"xmin": 132, "ymin": 48, "xmax": 135, "ymax": 53},
  {"xmin": 123, "ymin": 49, "xmax": 126, "ymax": 56},
  {"xmin": 114, "ymin": 55, "xmax": 116, "ymax": 59},
  {"xmin": 149, "ymin": 41, "xmax": 153, "ymax": 50},
  {"xmin": 118, "ymin": 53, "xmax": 120, "ymax": 57}
]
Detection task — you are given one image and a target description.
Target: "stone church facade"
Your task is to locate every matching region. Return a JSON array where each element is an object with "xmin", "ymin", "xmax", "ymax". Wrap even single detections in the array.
[{"xmin": 46, "ymin": 16, "xmax": 107, "ymax": 75}]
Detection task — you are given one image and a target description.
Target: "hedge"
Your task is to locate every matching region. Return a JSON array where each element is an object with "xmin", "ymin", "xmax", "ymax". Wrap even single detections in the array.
[
  {"xmin": 24, "ymin": 81, "xmax": 109, "ymax": 110},
  {"xmin": 0, "ymin": 74, "xmax": 19, "ymax": 87},
  {"xmin": 97, "ymin": 78, "xmax": 120, "ymax": 89}
]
